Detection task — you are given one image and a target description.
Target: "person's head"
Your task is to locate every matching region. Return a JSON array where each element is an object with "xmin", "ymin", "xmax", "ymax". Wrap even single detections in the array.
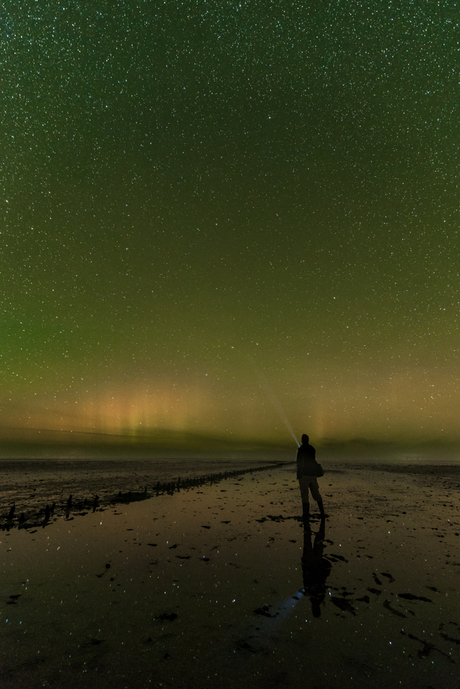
[{"xmin": 301, "ymin": 434, "xmax": 309, "ymax": 445}]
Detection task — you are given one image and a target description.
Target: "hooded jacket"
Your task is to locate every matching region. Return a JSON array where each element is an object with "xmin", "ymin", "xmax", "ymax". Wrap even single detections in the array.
[{"xmin": 296, "ymin": 441, "xmax": 321, "ymax": 479}]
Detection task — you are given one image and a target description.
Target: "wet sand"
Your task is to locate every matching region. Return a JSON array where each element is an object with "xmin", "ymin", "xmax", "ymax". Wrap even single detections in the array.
[
  {"xmin": 1, "ymin": 462, "xmax": 459, "ymax": 688},
  {"xmin": 0, "ymin": 457, "xmax": 292, "ymax": 525}
]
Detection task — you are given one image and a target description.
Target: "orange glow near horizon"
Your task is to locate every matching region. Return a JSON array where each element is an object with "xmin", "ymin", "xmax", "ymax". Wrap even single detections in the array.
[{"xmin": 1, "ymin": 361, "xmax": 459, "ymax": 449}]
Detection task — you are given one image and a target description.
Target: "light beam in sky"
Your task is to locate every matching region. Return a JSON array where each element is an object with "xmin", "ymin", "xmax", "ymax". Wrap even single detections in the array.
[{"xmin": 248, "ymin": 358, "xmax": 300, "ymax": 447}]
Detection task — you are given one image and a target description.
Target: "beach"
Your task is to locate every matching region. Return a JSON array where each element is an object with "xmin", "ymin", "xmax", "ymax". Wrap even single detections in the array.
[{"xmin": 1, "ymin": 459, "xmax": 459, "ymax": 688}]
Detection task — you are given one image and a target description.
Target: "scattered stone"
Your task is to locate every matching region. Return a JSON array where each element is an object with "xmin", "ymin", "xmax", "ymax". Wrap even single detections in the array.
[
  {"xmin": 381, "ymin": 572, "xmax": 395, "ymax": 583},
  {"xmin": 397, "ymin": 593, "xmax": 432, "ymax": 602},
  {"xmin": 7, "ymin": 594, "xmax": 21, "ymax": 605},
  {"xmin": 253, "ymin": 604, "xmax": 277, "ymax": 617},
  {"xmin": 158, "ymin": 612, "xmax": 178, "ymax": 622},
  {"xmin": 440, "ymin": 632, "xmax": 460, "ymax": 646},
  {"xmin": 330, "ymin": 597, "xmax": 356, "ymax": 615},
  {"xmin": 383, "ymin": 599, "xmax": 406, "ymax": 617},
  {"xmin": 84, "ymin": 638, "xmax": 105, "ymax": 646}
]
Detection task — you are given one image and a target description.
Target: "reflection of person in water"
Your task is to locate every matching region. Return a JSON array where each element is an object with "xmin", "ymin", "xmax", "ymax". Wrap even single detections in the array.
[
  {"xmin": 301, "ymin": 517, "xmax": 331, "ymax": 618},
  {"xmin": 296, "ymin": 434, "xmax": 325, "ymax": 520}
]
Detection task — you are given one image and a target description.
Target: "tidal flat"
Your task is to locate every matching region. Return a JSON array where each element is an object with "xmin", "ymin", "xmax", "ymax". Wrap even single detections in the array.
[{"xmin": 1, "ymin": 461, "xmax": 459, "ymax": 689}]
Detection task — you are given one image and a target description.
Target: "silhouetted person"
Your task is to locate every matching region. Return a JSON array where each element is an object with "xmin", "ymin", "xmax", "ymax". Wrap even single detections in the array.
[
  {"xmin": 296, "ymin": 434, "xmax": 325, "ymax": 520},
  {"xmin": 301, "ymin": 516, "xmax": 331, "ymax": 618}
]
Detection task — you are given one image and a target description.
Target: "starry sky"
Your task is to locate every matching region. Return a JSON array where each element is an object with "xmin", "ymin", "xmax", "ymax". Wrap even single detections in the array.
[{"xmin": 2, "ymin": 1, "xmax": 459, "ymax": 453}]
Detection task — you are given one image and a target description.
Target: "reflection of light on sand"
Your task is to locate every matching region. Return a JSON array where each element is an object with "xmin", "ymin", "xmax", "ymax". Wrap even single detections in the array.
[
  {"xmin": 274, "ymin": 590, "xmax": 304, "ymax": 622},
  {"xmin": 233, "ymin": 590, "xmax": 305, "ymax": 657}
]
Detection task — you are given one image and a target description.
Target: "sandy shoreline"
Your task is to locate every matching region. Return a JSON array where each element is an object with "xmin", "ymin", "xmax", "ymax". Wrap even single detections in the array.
[
  {"xmin": 0, "ymin": 458, "xmax": 290, "ymax": 529},
  {"xmin": 2, "ymin": 456, "xmax": 459, "ymax": 531},
  {"xmin": 1, "ymin": 462, "xmax": 459, "ymax": 688}
]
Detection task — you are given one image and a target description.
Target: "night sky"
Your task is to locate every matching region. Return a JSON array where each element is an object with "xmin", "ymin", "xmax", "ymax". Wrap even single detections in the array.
[{"xmin": 3, "ymin": 1, "xmax": 459, "ymax": 451}]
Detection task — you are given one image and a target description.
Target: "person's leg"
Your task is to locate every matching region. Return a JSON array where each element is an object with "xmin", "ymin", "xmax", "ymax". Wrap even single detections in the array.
[
  {"xmin": 309, "ymin": 479, "xmax": 325, "ymax": 516},
  {"xmin": 298, "ymin": 477, "xmax": 310, "ymax": 520},
  {"xmin": 302, "ymin": 501, "xmax": 310, "ymax": 521}
]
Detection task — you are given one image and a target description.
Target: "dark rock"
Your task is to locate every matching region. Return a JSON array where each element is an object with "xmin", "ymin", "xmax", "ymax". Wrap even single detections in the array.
[{"xmin": 158, "ymin": 612, "xmax": 178, "ymax": 622}]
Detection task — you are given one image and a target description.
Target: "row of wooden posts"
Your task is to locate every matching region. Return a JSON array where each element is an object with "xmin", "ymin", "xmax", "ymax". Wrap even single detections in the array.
[{"xmin": 2, "ymin": 461, "xmax": 288, "ymax": 529}]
